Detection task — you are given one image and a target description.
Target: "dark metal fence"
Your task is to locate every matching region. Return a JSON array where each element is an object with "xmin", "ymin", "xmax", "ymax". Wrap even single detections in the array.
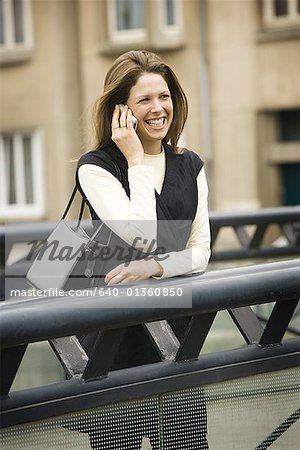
[
  {"xmin": 1, "ymin": 258, "xmax": 300, "ymax": 448},
  {"xmin": 209, "ymin": 206, "xmax": 300, "ymax": 260},
  {"xmin": 1, "ymin": 207, "xmax": 300, "ymax": 448},
  {"xmin": 2, "ymin": 205, "xmax": 300, "ymax": 270}
]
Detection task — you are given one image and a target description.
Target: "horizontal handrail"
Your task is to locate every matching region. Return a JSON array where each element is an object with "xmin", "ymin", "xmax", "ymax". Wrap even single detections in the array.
[
  {"xmin": 1, "ymin": 259, "xmax": 300, "ymax": 348},
  {"xmin": 210, "ymin": 206, "xmax": 300, "ymax": 260},
  {"xmin": 1, "ymin": 206, "xmax": 299, "ymax": 242},
  {"xmin": 1, "ymin": 206, "xmax": 300, "ymax": 268},
  {"xmin": 209, "ymin": 206, "xmax": 300, "ymax": 225}
]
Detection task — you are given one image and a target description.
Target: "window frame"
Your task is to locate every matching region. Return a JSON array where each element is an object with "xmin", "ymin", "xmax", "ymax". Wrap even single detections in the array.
[
  {"xmin": 107, "ymin": 0, "xmax": 147, "ymax": 45},
  {"xmin": 0, "ymin": 129, "xmax": 45, "ymax": 220},
  {"xmin": 0, "ymin": 0, "xmax": 34, "ymax": 64},
  {"xmin": 162, "ymin": 0, "xmax": 183, "ymax": 33},
  {"xmin": 102, "ymin": 0, "xmax": 184, "ymax": 53},
  {"xmin": 262, "ymin": 0, "xmax": 300, "ymax": 29}
]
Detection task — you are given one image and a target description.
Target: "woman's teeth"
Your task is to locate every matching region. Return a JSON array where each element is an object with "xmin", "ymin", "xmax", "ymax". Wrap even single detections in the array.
[{"xmin": 146, "ymin": 118, "xmax": 165, "ymax": 127}]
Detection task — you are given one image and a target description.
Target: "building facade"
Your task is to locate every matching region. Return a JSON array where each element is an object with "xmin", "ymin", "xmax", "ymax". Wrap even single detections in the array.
[{"xmin": 1, "ymin": 0, "xmax": 299, "ymax": 223}]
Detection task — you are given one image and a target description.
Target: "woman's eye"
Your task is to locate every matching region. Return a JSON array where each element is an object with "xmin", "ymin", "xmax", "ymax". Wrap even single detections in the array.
[
  {"xmin": 162, "ymin": 94, "xmax": 170, "ymax": 99},
  {"xmin": 139, "ymin": 98, "xmax": 149, "ymax": 103}
]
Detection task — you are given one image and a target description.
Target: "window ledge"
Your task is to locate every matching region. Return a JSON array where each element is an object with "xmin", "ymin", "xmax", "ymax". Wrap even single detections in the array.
[
  {"xmin": 99, "ymin": 31, "xmax": 185, "ymax": 56},
  {"xmin": 257, "ymin": 27, "xmax": 300, "ymax": 43},
  {"xmin": 268, "ymin": 143, "xmax": 300, "ymax": 164},
  {"xmin": 0, "ymin": 47, "xmax": 33, "ymax": 66},
  {"xmin": 0, "ymin": 207, "xmax": 45, "ymax": 221},
  {"xmin": 99, "ymin": 39, "xmax": 148, "ymax": 56},
  {"xmin": 99, "ymin": 40, "xmax": 185, "ymax": 56}
]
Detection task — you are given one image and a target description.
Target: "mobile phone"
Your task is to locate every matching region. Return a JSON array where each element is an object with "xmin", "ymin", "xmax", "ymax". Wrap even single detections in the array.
[{"xmin": 119, "ymin": 104, "xmax": 138, "ymax": 130}]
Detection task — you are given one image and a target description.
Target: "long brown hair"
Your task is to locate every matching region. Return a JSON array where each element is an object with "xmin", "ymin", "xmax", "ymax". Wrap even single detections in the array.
[{"xmin": 92, "ymin": 50, "xmax": 188, "ymax": 153}]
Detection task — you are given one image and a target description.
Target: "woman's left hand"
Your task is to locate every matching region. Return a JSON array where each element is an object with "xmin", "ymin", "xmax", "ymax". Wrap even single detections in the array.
[{"xmin": 105, "ymin": 259, "xmax": 163, "ymax": 285}]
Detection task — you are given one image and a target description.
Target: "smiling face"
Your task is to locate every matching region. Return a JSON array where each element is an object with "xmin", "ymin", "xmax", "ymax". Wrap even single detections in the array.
[{"xmin": 126, "ymin": 72, "xmax": 173, "ymax": 154}]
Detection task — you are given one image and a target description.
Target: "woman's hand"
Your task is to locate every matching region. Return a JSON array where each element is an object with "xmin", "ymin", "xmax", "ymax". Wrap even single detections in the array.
[
  {"xmin": 111, "ymin": 104, "xmax": 144, "ymax": 167},
  {"xmin": 105, "ymin": 259, "xmax": 163, "ymax": 285}
]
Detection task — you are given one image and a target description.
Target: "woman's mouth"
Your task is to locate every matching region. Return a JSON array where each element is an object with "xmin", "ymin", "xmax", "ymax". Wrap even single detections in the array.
[{"xmin": 145, "ymin": 118, "xmax": 166, "ymax": 128}]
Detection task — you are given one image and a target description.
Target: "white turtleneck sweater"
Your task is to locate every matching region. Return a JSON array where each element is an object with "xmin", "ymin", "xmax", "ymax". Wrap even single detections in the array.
[{"xmin": 78, "ymin": 150, "xmax": 211, "ymax": 278}]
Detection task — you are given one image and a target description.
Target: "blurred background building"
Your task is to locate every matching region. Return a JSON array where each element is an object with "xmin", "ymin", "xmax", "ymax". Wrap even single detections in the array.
[{"xmin": 1, "ymin": 0, "xmax": 300, "ymax": 224}]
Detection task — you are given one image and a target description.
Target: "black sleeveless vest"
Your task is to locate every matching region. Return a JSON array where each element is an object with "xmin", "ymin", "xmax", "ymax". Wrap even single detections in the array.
[
  {"xmin": 76, "ymin": 143, "xmax": 204, "ymax": 263},
  {"xmin": 76, "ymin": 143, "xmax": 204, "ymax": 367}
]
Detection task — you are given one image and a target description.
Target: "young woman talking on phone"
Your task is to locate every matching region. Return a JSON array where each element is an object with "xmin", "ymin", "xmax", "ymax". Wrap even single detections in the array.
[
  {"xmin": 77, "ymin": 50, "xmax": 211, "ymax": 286},
  {"xmin": 77, "ymin": 48, "xmax": 211, "ymax": 361},
  {"xmin": 76, "ymin": 49, "xmax": 211, "ymax": 449}
]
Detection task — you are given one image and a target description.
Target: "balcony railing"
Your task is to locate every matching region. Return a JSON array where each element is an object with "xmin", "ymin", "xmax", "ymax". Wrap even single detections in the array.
[
  {"xmin": 1, "ymin": 206, "xmax": 300, "ymax": 299},
  {"xmin": 1, "ymin": 207, "xmax": 300, "ymax": 448},
  {"xmin": 0, "ymin": 258, "xmax": 299, "ymax": 448}
]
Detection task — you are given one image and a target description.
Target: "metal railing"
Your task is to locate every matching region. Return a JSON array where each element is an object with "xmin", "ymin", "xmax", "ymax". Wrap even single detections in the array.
[
  {"xmin": 2, "ymin": 206, "xmax": 300, "ymax": 266},
  {"xmin": 1, "ymin": 259, "xmax": 299, "ymax": 447},
  {"xmin": 1, "ymin": 208, "xmax": 300, "ymax": 448},
  {"xmin": 209, "ymin": 206, "xmax": 300, "ymax": 260},
  {"xmin": 1, "ymin": 206, "xmax": 299, "ymax": 301}
]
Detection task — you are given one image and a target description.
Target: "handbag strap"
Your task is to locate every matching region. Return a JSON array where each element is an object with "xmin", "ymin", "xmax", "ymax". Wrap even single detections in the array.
[
  {"xmin": 62, "ymin": 186, "xmax": 78, "ymax": 220},
  {"xmin": 62, "ymin": 159, "xmax": 122, "ymax": 239}
]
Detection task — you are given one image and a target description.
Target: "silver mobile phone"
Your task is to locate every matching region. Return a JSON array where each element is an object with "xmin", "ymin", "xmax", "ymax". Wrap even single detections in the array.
[{"xmin": 119, "ymin": 104, "xmax": 138, "ymax": 130}]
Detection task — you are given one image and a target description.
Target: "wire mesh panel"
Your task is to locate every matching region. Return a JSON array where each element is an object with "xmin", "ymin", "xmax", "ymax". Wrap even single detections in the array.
[
  {"xmin": 1, "ymin": 367, "xmax": 299, "ymax": 449},
  {"xmin": 0, "ymin": 397, "xmax": 161, "ymax": 450},
  {"xmin": 206, "ymin": 367, "xmax": 300, "ymax": 449},
  {"xmin": 160, "ymin": 389, "xmax": 208, "ymax": 449}
]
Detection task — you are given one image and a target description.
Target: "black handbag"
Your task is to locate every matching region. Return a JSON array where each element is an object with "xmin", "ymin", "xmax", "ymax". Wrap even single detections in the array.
[{"xmin": 26, "ymin": 186, "xmax": 112, "ymax": 292}]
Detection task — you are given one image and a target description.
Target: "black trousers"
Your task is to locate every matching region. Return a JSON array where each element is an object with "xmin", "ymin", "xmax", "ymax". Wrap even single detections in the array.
[{"xmin": 78, "ymin": 317, "xmax": 209, "ymax": 449}]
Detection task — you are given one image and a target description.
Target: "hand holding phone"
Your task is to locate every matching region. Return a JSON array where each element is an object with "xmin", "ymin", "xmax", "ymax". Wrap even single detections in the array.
[
  {"xmin": 112, "ymin": 104, "xmax": 143, "ymax": 166},
  {"xmin": 119, "ymin": 104, "xmax": 138, "ymax": 130}
]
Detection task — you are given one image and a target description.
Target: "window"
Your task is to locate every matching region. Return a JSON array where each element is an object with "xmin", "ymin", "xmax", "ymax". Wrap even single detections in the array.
[
  {"xmin": 103, "ymin": 0, "xmax": 183, "ymax": 52},
  {"xmin": 274, "ymin": 0, "xmax": 288, "ymax": 16},
  {"xmin": 0, "ymin": 0, "xmax": 33, "ymax": 63},
  {"xmin": 271, "ymin": 110, "xmax": 300, "ymax": 205},
  {"xmin": 163, "ymin": 0, "xmax": 182, "ymax": 29},
  {"xmin": 278, "ymin": 109, "xmax": 300, "ymax": 141},
  {"xmin": 262, "ymin": 0, "xmax": 300, "ymax": 29},
  {"xmin": 165, "ymin": 0, "xmax": 176, "ymax": 26},
  {"xmin": 108, "ymin": 0, "xmax": 146, "ymax": 44},
  {"xmin": 0, "ymin": 130, "xmax": 44, "ymax": 220},
  {"xmin": 115, "ymin": 0, "xmax": 144, "ymax": 31}
]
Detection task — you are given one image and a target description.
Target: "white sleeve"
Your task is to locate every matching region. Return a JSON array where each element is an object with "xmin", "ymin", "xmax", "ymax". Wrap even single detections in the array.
[
  {"xmin": 78, "ymin": 164, "xmax": 157, "ymax": 251},
  {"xmin": 154, "ymin": 169, "xmax": 211, "ymax": 278}
]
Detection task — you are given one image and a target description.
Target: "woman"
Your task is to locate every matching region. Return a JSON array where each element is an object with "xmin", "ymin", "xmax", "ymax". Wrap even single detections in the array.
[
  {"xmin": 77, "ymin": 49, "xmax": 211, "ymax": 360},
  {"xmin": 76, "ymin": 49, "xmax": 210, "ymax": 449},
  {"xmin": 77, "ymin": 50, "xmax": 210, "ymax": 286}
]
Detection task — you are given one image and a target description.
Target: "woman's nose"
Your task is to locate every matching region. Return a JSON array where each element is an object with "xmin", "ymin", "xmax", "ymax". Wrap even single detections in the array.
[{"xmin": 150, "ymin": 99, "xmax": 163, "ymax": 112}]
